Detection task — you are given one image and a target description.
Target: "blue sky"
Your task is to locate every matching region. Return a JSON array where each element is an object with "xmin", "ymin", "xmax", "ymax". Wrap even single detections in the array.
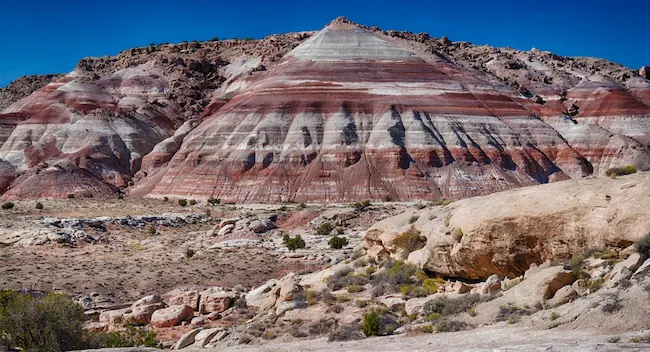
[{"xmin": 0, "ymin": 0, "xmax": 647, "ymax": 87}]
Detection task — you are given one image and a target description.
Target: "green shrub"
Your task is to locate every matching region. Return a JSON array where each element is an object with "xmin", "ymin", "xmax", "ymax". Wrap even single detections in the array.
[
  {"xmin": 549, "ymin": 311, "xmax": 560, "ymax": 321},
  {"xmin": 393, "ymin": 227, "xmax": 426, "ymax": 253},
  {"xmin": 328, "ymin": 236, "xmax": 349, "ymax": 249},
  {"xmin": 0, "ymin": 291, "xmax": 90, "ymax": 351},
  {"xmin": 347, "ymin": 285, "xmax": 364, "ymax": 293},
  {"xmin": 207, "ymin": 198, "xmax": 221, "ymax": 205},
  {"xmin": 451, "ymin": 228, "xmax": 464, "ymax": 242},
  {"xmin": 428, "ymin": 312, "xmax": 442, "ymax": 321},
  {"xmin": 434, "ymin": 318, "xmax": 469, "ymax": 332},
  {"xmin": 327, "ymin": 268, "xmax": 370, "ymax": 291},
  {"xmin": 422, "ymin": 278, "xmax": 440, "ymax": 294},
  {"xmin": 423, "ymin": 294, "xmax": 485, "ymax": 317},
  {"xmin": 283, "ymin": 234, "xmax": 306, "ymax": 252},
  {"xmin": 1, "ymin": 202, "xmax": 14, "ymax": 210},
  {"xmin": 360, "ymin": 309, "xmax": 381, "ymax": 337},
  {"xmin": 588, "ymin": 278, "xmax": 604, "ymax": 293},
  {"xmin": 90, "ymin": 325, "xmax": 159, "ymax": 348},
  {"xmin": 635, "ymin": 232, "xmax": 650, "ymax": 259},
  {"xmin": 35, "ymin": 202, "xmax": 43, "ymax": 210},
  {"xmin": 178, "ymin": 199, "xmax": 188, "ymax": 207},
  {"xmin": 371, "ymin": 260, "xmax": 417, "ymax": 297},
  {"xmin": 605, "ymin": 165, "xmax": 637, "ymax": 177},
  {"xmin": 419, "ymin": 325, "xmax": 434, "ymax": 333},
  {"xmin": 316, "ymin": 222, "xmax": 334, "ymax": 236},
  {"xmin": 353, "ymin": 200, "xmax": 372, "ymax": 211}
]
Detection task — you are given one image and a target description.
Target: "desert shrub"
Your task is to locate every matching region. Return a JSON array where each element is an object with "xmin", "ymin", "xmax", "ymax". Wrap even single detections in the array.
[
  {"xmin": 467, "ymin": 308, "xmax": 477, "ymax": 317},
  {"xmin": 399, "ymin": 284, "xmax": 427, "ymax": 299},
  {"xmin": 355, "ymin": 299, "xmax": 369, "ymax": 308},
  {"xmin": 163, "ymin": 196, "xmax": 169, "ymax": 202},
  {"xmin": 347, "ymin": 285, "xmax": 364, "ymax": 293},
  {"xmin": 328, "ymin": 236, "xmax": 349, "ymax": 249},
  {"xmin": 319, "ymin": 288, "xmax": 336, "ymax": 305},
  {"xmin": 630, "ymin": 334, "xmax": 650, "ymax": 343},
  {"xmin": 316, "ymin": 222, "xmax": 334, "ymax": 236},
  {"xmin": 605, "ymin": 165, "xmax": 637, "ymax": 177},
  {"xmin": 117, "ymin": 193, "xmax": 124, "ymax": 200},
  {"xmin": 327, "ymin": 268, "xmax": 369, "ymax": 291},
  {"xmin": 408, "ymin": 215, "xmax": 419, "ymax": 224},
  {"xmin": 189, "ymin": 199, "xmax": 197, "ymax": 206},
  {"xmin": 635, "ymin": 232, "xmax": 650, "ymax": 259},
  {"xmin": 283, "ymin": 234, "xmax": 306, "ymax": 252},
  {"xmin": 393, "ymin": 227, "xmax": 426, "ymax": 253},
  {"xmin": 185, "ymin": 248, "xmax": 195, "ymax": 258},
  {"xmin": 427, "ymin": 312, "xmax": 442, "ymax": 321},
  {"xmin": 495, "ymin": 303, "xmax": 533, "ymax": 322},
  {"xmin": 422, "ymin": 278, "xmax": 440, "ymax": 294},
  {"xmin": 90, "ymin": 325, "xmax": 159, "ymax": 348},
  {"xmin": 353, "ymin": 200, "xmax": 372, "ymax": 211},
  {"xmin": 204, "ymin": 209, "xmax": 211, "ymax": 217},
  {"xmin": 563, "ymin": 256, "xmax": 587, "ymax": 279},
  {"xmin": 35, "ymin": 202, "xmax": 43, "ymax": 210},
  {"xmin": 371, "ymin": 260, "xmax": 417, "ymax": 297},
  {"xmin": 178, "ymin": 199, "xmax": 187, "ymax": 207},
  {"xmin": 67, "ymin": 194, "xmax": 75, "ymax": 199},
  {"xmin": 419, "ymin": 325, "xmax": 434, "ymax": 333},
  {"xmin": 207, "ymin": 198, "xmax": 221, "ymax": 205},
  {"xmin": 588, "ymin": 278, "xmax": 604, "ymax": 293},
  {"xmin": 148, "ymin": 225, "xmax": 156, "ymax": 235},
  {"xmin": 279, "ymin": 205, "xmax": 288, "ymax": 211},
  {"xmin": 298, "ymin": 203, "xmax": 306, "ymax": 209},
  {"xmin": 328, "ymin": 324, "xmax": 363, "ymax": 341},
  {"xmin": 607, "ymin": 336, "xmax": 621, "ymax": 343},
  {"xmin": 423, "ymin": 294, "xmax": 484, "ymax": 317},
  {"xmin": 434, "ymin": 318, "xmax": 469, "ymax": 332},
  {"xmin": 306, "ymin": 290, "xmax": 319, "ymax": 306},
  {"xmin": 0, "ymin": 291, "xmax": 88, "ymax": 351},
  {"xmin": 1, "ymin": 202, "xmax": 14, "ymax": 210},
  {"xmin": 327, "ymin": 304, "xmax": 345, "ymax": 314},
  {"xmin": 601, "ymin": 295, "xmax": 623, "ymax": 314},
  {"xmin": 365, "ymin": 266, "xmax": 377, "ymax": 276},
  {"xmin": 361, "ymin": 309, "xmax": 381, "ymax": 336},
  {"xmin": 308, "ymin": 318, "xmax": 336, "ymax": 335},
  {"xmin": 382, "ymin": 196, "xmax": 393, "ymax": 202},
  {"xmin": 430, "ymin": 198, "xmax": 453, "ymax": 206},
  {"xmin": 549, "ymin": 311, "xmax": 560, "ymax": 321}
]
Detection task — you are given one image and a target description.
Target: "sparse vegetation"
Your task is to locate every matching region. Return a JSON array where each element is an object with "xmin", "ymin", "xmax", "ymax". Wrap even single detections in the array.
[
  {"xmin": 163, "ymin": 196, "xmax": 169, "ymax": 202},
  {"xmin": 605, "ymin": 165, "xmax": 637, "ymax": 177},
  {"xmin": 35, "ymin": 202, "xmax": 43, "ymax": 210},
  {"xmin": 0, "ymin": 290, "xmax": 160, "ymax": 351},
  {"xmin": 117, "ymin": 193, "xmax": 124, "ymax": 200},
  {"xmin": 67, "ymin": 194, "xmax": 75, "ymax": 199},
  {"xmin": 347, "ymin": 285, "xmax": 364, "ymax": 293},
  {"xmin": 371, "ymin": 260, "xmax": 417, "ymax": 297},
  {"xmin": 588, "ymin": 278, "xmax": 604, "ymax": 293},
  {"xmin": 189, "ymin": 199, "xmax": 197, "ymax": 206},
  {"xmin": 550, "ymin": 311, "xmax": 560, "ymax": 321},
  {"xmin": 630, "ymin": 334, "xmax": 650, "ymax": 343},
  {"xmin": 185, "ymin": 248, "xmax": 195, "ymax": 258},
  {"xmin": 316, "ymin": 222, "xmax": 334, "ymax": 236},
  {"xmin": 382, "ymin": 196, "xmax": 393, "ymax": 202},
  {"xmin": 327, "ymin": 268, "xmax": 369, "ymax": 291},
  {"xmin": 607, "ymin": 336, "xmax": 621, "ymax": 343},
  {"xmin": 178, "ymin": 199, "xmax": 188, "ymax": 207},
  {"xmin": 634, "ymin": 232, "xmax": 650, "ymax": 259},
  {"xmin": 328, "ymin": 236, "xmax": 349, "ymax": 249},
  {"xmin": 1, "ymin": 202, "xmax": 14, "ymax": 210},
  {"xmin": 433, "ymin": 318, "xmax": 469, "ymax": 332},
  {"xmin": 422, "ymin": 278, "xmax": 440, "ymax": 294},
  {"xmin": 451, "ymin": 228, "xmax": 464, "ymax": 242},
  {"xmin": 283, "ymin": 234, "xmax": 306, "ymax": 252},
  {"xmin": 423, "ymin": 294, "xmax": 486, "ymax": 317},
  {"xmin": 148, "ymin": 225, "xmax": 157, "ymax": 235},
  {"xmin": 328, "ymin": 324, "xmax": 363, "ymax": 341},
  {"xmin": 495, "ymin": 303, "xmax": 533, "ymax": 322},
  {"xmin": 392, "ymin": 227, "xmax": 426, "ymax": 254},
  {"xmin": 360, "ymin": 309, "xmax": 381, "ymax": 336},
  {"xmin": 207, "ymin": 198, "xmax": 221, "ymax": 205},
  {"xmin": 408, "ymin": 215, "xmax": 419, "ymax": 224},
  {"xmin": 353, "ymin": 200, "xmax": 372, "ymax": 211}
]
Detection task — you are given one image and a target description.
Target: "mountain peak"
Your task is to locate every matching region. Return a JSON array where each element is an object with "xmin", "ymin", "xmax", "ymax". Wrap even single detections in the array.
[{"xmin": 326, "ymin": 16, "xmax": 364, "ymax": 30}]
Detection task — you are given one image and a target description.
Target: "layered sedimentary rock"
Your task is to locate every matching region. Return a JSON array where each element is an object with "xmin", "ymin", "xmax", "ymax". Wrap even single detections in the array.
[
  {"xmin": 365, "ymin": 172, "xmax": 650, "ymax": 279},
  {"xmin": 2, "ymin": 17, "xmax": 650, "ymax": 201},
  {"xmin": 144, "ymin": 19, "xmax": 641, "ymax": 202}
]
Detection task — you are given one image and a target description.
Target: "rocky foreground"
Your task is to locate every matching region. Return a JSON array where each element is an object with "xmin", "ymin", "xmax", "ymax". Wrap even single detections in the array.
[
  {"xmin": 1, "ymin": 17, "xmax": 650, "ymax": 202},
  {"xmin": 1, "ymin": 173, "xmax": 643, "ymax": 351}
]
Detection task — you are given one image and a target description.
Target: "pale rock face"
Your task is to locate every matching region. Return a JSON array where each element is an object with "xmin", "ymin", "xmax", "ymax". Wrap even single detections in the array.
[
  {"xmin": 545, "ymin": 285, "xmax": 578, "ymax": 308},
  {"xmin": 163, "ymin": 288, "xmax": 200, "ymax": 311},
  {"xmin": 366, "ymin": 172, "xmax": 650, "ymax": 279},
  {"xmin": 150, "ymin": 304, "xmax": 194, "ymax": 328},
  {"xmin": 198, "ymin": 288, "xmax": 236, "ymax": 314}
]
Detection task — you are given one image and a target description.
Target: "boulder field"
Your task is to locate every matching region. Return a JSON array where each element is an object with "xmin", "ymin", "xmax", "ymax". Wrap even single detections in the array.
[{"xmin": 1, "ymin": 17, "xmax": 650, "ymax": 202}]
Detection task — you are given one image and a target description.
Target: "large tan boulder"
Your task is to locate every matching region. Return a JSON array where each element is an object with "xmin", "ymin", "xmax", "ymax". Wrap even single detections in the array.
[
  {"xmin": 163, "ymin": 288, "xmax": 200, "ymax": 311},
  {"xmin": 98, "ymin": 308, "xmax": 130, "ymax": 326},
  {"xmin": 366, "ymin": 173, "xmax": 650, "ymax": 279},
  {"xmin": 245, "ymin": 279, "xmax": 279, "ymax": 311},
  {"xmin": 124, "ymin": 303, "xmax": 164, "ymax": 325},
  {"xmin": 150, "ymin": 305, "xmax": 194, "ymax": 328}
]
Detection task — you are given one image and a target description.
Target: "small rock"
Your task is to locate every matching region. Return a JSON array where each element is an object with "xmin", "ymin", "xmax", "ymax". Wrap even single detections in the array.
[
  {"xmin": 452, "ymin": 281, "xmax": 473, "ymax": 294},
  {"xmin": 132, "ymin": 295, "xmax": 162, "ymax": 308},
  {"xmin": 572, "ymin": 279, "xmax": 589, "ymax": 296},
  {"xmin": 190, "ymin": 316, "xmax": 205, "ymax": 326},
  {"xmin": 217, "ymin": 224, "xmax": 235, "ymax": 236},
  {"xmin": 480, "ymin": 274, "xmax": 501, "ymax": 294}
]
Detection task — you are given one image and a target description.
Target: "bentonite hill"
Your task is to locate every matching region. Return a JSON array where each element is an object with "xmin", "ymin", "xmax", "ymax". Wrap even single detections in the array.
[{"xmin": 1, "ymin": 17, "xmax": 649, "ymax": 202}]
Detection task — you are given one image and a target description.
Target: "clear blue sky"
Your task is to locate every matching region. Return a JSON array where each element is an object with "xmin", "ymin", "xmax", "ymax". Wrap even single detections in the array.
[{"xmin": 1, "ymin": 0, "xmax": 647, "ymax": 87}]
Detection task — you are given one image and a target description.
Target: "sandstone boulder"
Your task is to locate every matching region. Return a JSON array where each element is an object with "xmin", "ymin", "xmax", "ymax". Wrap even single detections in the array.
[
  {"xmin": 125, "ymin": 304, "xmax": 164, "ymax": 325},
  {"xmin": 245, "ymin": 279, "xmax": 279, "ymax": 311},
  {"xmin": 132, "ymin": 295, "xmax": 163, "ymax": 308},
  {"xmin": 366, "ymin": 173, "xmax": 650, "ymax": 279},
  {"xmin": 545, "ymin": 285, "xmax": 577, "ymax": 308},
  {"xmin": 199, "ymin": 288, "xmax": 236, "ymax": 314},
  {"xmin": 173, "ymin": 327, "xmax": 202, "ymax": 350},
  {"xmin": 98, "ymin": 308, "xmax": 130, "ymax": 326},
  {"xmin": 164, "ymin": 288, "xmax": 199, "ymax": 311},
  {"xmin": 572, "ymin": 279, "xmax": 589, "ymax": 296},
  {"xmin": 150, "ymin": 305, "xmax": 194, "ymax": 328},
  {"xmin": 192, "ymin": 328, "xmax": 226, "ymax": 348}
]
